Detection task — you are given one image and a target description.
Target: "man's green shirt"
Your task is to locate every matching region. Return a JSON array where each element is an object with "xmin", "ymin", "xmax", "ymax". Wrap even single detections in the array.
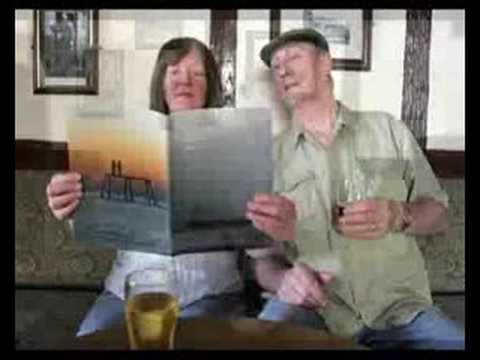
[{"xmin": 273, "ymin": 101, "xmax": 448, "ymax": 337}]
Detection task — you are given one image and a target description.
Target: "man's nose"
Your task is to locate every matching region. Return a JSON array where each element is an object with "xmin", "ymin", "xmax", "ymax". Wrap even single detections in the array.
[{"xmin": 277, "ymin": 63, "xmax": 291, "ymax": 79}]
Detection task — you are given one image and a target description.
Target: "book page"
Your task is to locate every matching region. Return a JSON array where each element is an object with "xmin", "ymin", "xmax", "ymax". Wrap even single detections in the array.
[
  {"xmin": 68, "ymin": 107, "xmax": 274, "ymax": 255},
  {"xmin": 68, "ymin": 108, "xmax": 172, "ymax": 253},
  {"xmin": 169, "ymin": 107, "xmax": 273, "ymax": 253}
]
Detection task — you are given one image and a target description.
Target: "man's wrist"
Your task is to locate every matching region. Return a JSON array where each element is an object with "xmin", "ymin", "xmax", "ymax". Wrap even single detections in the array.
[
  {"xmin": 392, "ymin": 201, "xmax": 413, "ymax": 233},
  {"xmin": 273, "ymin": 268, "xmax": 289, "ymax": 294}
]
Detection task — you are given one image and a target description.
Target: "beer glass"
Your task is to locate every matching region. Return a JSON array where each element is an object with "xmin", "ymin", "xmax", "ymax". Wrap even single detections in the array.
[
  {"xmin": 332, "ymin": 176, "xmax": 375, "ymax": 224},
  {"xmin": 124, "ymin": 268, "xmax": 179, "ymax": 350},
  {"xmin": 333, "ymin": 179, "xmax": 354, "ymax": 220}
]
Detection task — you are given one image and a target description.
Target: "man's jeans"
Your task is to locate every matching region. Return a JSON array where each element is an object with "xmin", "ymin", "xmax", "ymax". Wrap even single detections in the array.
[
  {"xmin": 259, "ymin": 298, "xmax": 465, "ymax": 350},
  {"xmin": 77, "ymin": 290, "xmax": 246, "ymax": 337}
]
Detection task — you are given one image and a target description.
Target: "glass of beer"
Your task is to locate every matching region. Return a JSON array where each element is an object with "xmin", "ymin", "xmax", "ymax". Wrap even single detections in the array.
[
  {"xmin": 332, "ymin": 178, "xmax": 366, "ymax": 223},
  {"xmin": 124, "ymin": 268, "xmax": 179, "ymax": 350},
  {"xmin": 333, "ymin": 179, "xmax": 352, "ymax": 221},
  {"xmin": 332, "ymin": 175, "xmax": 375, "ymax": 226}
]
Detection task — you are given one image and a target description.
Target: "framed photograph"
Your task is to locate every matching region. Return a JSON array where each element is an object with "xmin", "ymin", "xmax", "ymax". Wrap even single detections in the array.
[
  {"xmin": 33, "ymin": 10, "xmax": 99, "ymax": 94},
  {"xmin": 274, "ymin": 10, "xmax": 372, "ymax": 71}
]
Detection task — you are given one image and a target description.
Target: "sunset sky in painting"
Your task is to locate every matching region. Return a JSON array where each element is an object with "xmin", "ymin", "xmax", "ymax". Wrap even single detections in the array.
[{"xmin": 68, "ymin": 115, "xmax": 169, "ymax": 191}]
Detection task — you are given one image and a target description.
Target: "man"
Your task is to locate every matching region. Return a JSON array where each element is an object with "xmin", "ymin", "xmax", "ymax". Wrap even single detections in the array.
[{"xmin": 246, "ymin": 28, "xmax": 464, "ymax": 349}]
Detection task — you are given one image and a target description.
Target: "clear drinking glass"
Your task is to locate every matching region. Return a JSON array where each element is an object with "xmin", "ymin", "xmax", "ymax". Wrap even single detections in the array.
[
  {"xmin": 332, "ymin": 177, "xmax": 373, "ymax": 223},
  {"xmin": 124, "ymin": 267, "xmax": 179, "ymax": 350}
]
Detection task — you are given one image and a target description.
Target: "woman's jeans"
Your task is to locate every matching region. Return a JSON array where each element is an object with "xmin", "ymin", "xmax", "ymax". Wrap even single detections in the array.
[{"xmin": 76, "ymin": 290, "xmax": 246, "ymax": 337}]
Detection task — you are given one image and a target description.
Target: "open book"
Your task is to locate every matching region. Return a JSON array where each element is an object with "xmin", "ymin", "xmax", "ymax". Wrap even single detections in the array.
[{"xmin": 68, "ymin": 108, "xmax": 273, "ymax": 255}]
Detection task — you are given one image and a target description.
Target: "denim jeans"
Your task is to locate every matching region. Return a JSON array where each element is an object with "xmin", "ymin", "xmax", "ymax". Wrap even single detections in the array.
[
  {"xmin": 259, "ymin": 298, "xmax": 465, "ymax": 350},
  {"xmin": 76, "ymin": 290, "xmax": 246, "ymax": 337}
]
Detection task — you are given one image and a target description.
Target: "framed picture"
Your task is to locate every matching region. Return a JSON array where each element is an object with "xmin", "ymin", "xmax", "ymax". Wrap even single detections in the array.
[
  {"xmin": 33, "ymin": 10, "xmax": 99, "ymax": 94},
  {"xmin": 273, "ymin": 9, "xmax": 372, "ymax": 71}
]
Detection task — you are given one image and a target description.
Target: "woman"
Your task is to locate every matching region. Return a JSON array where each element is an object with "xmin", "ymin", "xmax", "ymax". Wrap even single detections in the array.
[{"xmin": 46, "ymin": 38, "xmax": 246, "ymax": 336}]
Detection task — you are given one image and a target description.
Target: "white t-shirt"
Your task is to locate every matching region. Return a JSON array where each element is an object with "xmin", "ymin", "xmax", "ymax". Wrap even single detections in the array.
[{"xmin": 104, "ymin": 250, "xmax": 243, "ymax": 308}]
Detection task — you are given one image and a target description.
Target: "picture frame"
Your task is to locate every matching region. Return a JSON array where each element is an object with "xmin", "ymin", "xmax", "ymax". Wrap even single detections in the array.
[
  {"xmin": 33, "ymin": 10, "xmax": 99, "ymax": 94},
  {"xmin": 272, "ymin": 9, "xmax": 372, "ymax": 71}
]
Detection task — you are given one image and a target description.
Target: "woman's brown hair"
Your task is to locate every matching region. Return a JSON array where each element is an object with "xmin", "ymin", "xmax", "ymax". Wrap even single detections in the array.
[{"xmin": 149, "ymin": 37, "xmax": 224, "ymax": 114}]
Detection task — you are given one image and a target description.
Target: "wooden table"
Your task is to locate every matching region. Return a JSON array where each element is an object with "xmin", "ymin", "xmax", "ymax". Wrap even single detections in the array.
[{"xmin": 74, "ymin": 317, "xmax": 360, "ymax": 350}]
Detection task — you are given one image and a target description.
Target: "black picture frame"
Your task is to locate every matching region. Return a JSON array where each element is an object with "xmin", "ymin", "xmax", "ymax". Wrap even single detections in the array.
[
  {"xmin": 33, "ymin": 10, "xmax": 99, "ymax": 94},
  {"xmin": 271, "ymin": 9, "xmax": 372, "ymax": 71}
]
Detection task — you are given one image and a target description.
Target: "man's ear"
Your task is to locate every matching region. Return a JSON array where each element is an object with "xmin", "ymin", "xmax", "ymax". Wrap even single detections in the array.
[{"xmin": 317, "ymin": 51, "xmax": 332, "ymax": 75}]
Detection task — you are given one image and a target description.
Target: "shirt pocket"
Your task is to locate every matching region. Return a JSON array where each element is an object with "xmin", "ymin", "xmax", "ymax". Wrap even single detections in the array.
[
  {"xmin": 356, "ymin": 158, "xmax": 408, "ymax": 201},
  {"xmin": 281, "ymin": 172, "xmax": 320, "ymax": 220}
]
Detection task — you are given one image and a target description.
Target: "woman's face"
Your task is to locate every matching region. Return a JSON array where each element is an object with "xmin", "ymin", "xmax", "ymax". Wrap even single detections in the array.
[{"xmin": 163, "ymin": 48, "xmax": 208, "ymax": 113}]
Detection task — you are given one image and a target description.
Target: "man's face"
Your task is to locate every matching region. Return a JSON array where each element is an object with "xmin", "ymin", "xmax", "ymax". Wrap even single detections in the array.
[
  {"xmin": 163, "ymin": 49, "xmax": 208, "ymax": 113},
  {"xmin": 270, "ymin": 42, "xmax": 329, "ymax": 106}
]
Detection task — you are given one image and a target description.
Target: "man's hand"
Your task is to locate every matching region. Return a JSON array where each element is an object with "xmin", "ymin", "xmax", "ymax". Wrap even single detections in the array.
[
  {"xmin": 246, "ymin": 193, "xmax": 296, "ymax": 241},
  {"xmin": 277, "ymin": 262, "xmax": 333, "ymax": 309},
  {"xmin": 46, "ymin": 172, "xmax": 83, "ymax": 220},
  {"xmin": 334, "ymin": 198, "xmax": 405, "ymax": 240}
]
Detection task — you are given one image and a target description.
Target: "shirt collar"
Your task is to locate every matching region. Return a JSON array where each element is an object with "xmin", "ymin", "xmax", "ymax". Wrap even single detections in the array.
[{"xmin": 292, "ymin": 101, "xmax": 351, "ymax": 149}]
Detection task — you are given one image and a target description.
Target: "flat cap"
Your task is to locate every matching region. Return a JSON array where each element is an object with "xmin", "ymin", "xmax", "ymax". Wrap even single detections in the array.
[{"xmin": 260, "ymin": 28, "xmax": 330, "ymax": 67}]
